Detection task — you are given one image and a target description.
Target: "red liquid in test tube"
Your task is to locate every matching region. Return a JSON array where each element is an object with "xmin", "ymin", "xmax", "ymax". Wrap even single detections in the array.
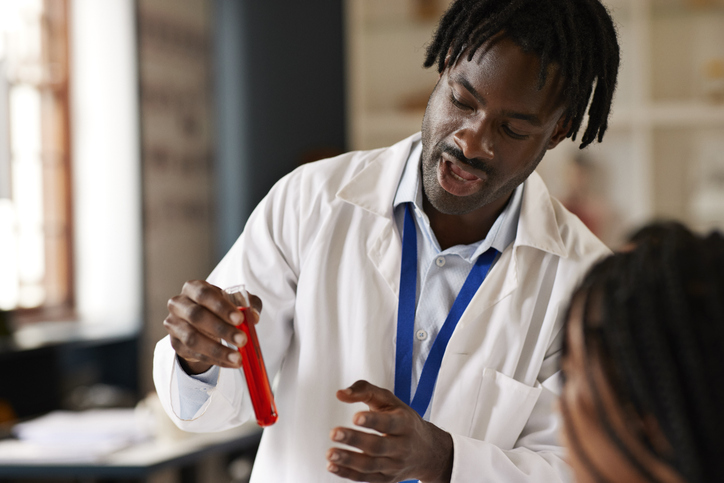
[
  {"xmin": 225, "ymin": 285, "xmax": 278, "ymax": 427},
  {"xmin": 236, "ymin": 307, "xmax": 278, "ymax": 427}
]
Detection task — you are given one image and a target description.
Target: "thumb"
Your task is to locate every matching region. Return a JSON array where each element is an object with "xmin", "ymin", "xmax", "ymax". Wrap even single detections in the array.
[{"xmin": 247, "ymin": 292, "xmax": 263, "ymax": 314}]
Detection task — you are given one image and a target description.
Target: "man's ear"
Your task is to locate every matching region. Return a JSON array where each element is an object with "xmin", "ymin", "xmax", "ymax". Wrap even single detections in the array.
[{"xmin": 547, "ymin": 115, "xmax": 572, "ymax": 150}]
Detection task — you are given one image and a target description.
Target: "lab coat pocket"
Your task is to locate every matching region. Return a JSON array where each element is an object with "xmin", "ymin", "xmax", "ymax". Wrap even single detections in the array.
[{"xmin": 469, "ymin": 368, "xmax": 542, "ymax": 449}]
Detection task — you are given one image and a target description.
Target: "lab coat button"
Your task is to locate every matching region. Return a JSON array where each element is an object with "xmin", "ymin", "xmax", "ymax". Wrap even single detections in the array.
[
  {"xmin": 416, "ymin": 329, "xmax": 428, "ymax": 341},
  {"xmin": 435, "ymin": 257, "xmax": 445, "ymax": 267}
]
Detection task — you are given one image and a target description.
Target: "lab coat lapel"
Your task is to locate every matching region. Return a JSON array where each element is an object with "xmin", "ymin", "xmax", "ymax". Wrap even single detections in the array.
[
  {"xmin": 336, "ymin": 134, "xmax": 419, "ymax": 298},
  {"xmin": 443, "ymin": 171, "xmax": 568, "ymax": 360},
  {"xmin": 454, "ymin": 245, "xmax": 517, "ymax": 334},
  {"xmin": 513, "ymin": 171, "xmax": 567, "ymax": 258},
  {"xmin": 432, "ymin": 171, "xmax": 569, "ymax": 430}
]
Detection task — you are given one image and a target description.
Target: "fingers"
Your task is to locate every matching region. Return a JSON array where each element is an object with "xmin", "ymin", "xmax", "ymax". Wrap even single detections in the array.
[
  {"xmin": 248, "ymin": 293, "xmax": 263, "ymax": 315},
  {"xmin": 327, "ymin": 380, "xmax": 411, "ymax": 481},
  {"xmin": 330, "ymin": 427, "xmax": 393, "ymax": 457},
  {"xmin": 326, "ymin": 447, "xmax": 397, "ymax": 482},
  {"xmin": 329, "ymin": 380, "xmax": 434, "ymax": 481},
  {"xmin": 330, "ymin": 380, "xmax": 454, "ymax": 482},
  {"xmin": 336, "ymin": 380, "xmax": 411, "ymax": 436},
  {"xmin": 165, "ymin": 313, "xmax": 242, "ymax": 369},
  {"xmin": 327, "ymin": 421, "xmax": 453, "ymax": 483},
  {"xmin": 336, "ymin": 380, "xmax": 401, "ymax": 412},
  {"xmin": 351, "ymin": 410, "xmax": 405, "ymax": 436},
  {"xmin": 244, "ymin": 305, "xmax": 261, "ymax": 326},
  {"xmin": 181, "ymin": 280, "xmax": 244, "ymax": 327},
  {"xmin": 164, "ymin": 280, "xmax": 260, "ymax": 371},
  {"xmin": 326, "ymin": 429, "xmax": 406, "ymax": 482},
  {"xmin": 167, "ymin": 293, "xmax": 246, "ymax": 347},
  {"xmin": 327, "ymin": 428, "xmax": 402, "ymax": 482}
]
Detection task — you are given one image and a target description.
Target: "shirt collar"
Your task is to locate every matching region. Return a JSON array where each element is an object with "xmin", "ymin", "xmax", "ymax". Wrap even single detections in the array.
[
  {"xmin": 393, "ymin": 139, "xmax": 424, "ymax": 209},
  {"xmin": 393, "ymin": 139, "xmax": 522, "ymax": 256}
]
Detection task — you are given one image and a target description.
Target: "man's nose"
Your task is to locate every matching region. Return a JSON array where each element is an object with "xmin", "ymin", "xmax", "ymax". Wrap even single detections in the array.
[{"xmin": 453, "ymin": 118, "xmax": 494, "ymax": 161}]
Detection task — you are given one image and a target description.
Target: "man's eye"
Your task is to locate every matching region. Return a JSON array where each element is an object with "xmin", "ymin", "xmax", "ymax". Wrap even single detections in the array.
[
  {"xmin": 502, "ymin": 125, "xmax": 529, "ymax": 140},
  {"xmin": 449, "ymin": 93, "xmax": 470, "ymax": 110}
]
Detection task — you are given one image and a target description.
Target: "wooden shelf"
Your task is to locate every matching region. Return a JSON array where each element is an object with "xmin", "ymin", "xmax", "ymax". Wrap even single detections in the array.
[{"xmin": 649, "ymin": 101, "xmax": 724, "ymax": 126}]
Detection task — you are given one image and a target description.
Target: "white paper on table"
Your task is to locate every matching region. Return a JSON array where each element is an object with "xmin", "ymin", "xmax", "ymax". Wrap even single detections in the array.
[
  {"xmin": 0, "ymin": 439, "xmax": 131, "ymax": 464},
  {"xmin": 0, "ymin": 408, "xmax": 153, "ymax": 463}
]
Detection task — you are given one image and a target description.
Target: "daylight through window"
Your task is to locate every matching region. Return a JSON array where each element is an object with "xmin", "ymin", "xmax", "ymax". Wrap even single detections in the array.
[{"xmin": 0, "ymin": 0, "xmax": 72, "ymax": 316}]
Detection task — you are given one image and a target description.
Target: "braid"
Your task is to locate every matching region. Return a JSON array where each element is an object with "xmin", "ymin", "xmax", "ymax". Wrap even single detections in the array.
[
  {"xmin": 657, "ymin": 238, "xmax": 709, "ymax": 480},
  {"xmin": 625, "ymin": 241, "xmax": 701, "ymax": 481},
  {"xmin": 425, "ymin": 1, "xmax": 468, "ymax": 74},
  {"xmin": 582, "ymin": 274, "xmax": 662, "ymax": 483},
  {"xmin": 566, "ymin": 222, "xmax": 724, "ymax": 482},
  {"xmin": 424, "ymin": 0, "xmax": 620, "ymax": 149}
]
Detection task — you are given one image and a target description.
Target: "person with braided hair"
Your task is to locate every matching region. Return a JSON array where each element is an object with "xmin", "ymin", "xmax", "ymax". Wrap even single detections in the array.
[
  {"xmin": 561, "ymin": 223, "xmax": 724, "ymax": 483},
  {"xmin": 154, "ymin": 0, "xmax": 620, "ymax": 481}
]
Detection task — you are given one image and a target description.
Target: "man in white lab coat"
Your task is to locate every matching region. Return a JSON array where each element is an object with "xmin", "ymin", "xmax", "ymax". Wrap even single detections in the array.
[{"xmin": 154, "ymin": 1, "xmax": 621, "ymax": 481}]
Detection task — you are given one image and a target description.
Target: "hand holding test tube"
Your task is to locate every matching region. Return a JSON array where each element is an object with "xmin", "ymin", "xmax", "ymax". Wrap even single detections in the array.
[{"xmin": 223, "ymin": 284, "xmax": 279, "ymax": 427}]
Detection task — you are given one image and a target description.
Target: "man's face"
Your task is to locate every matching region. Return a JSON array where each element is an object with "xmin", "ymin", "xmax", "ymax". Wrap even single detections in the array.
[{"xmin": 420, "ymin": 36, "xmax": 570, "ymax": 215}]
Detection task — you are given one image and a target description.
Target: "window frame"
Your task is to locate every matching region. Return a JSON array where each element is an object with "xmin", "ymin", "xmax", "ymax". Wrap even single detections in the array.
[{"xmin": 5, "ymin": 0, "xmax": 75, "ymax": 326}]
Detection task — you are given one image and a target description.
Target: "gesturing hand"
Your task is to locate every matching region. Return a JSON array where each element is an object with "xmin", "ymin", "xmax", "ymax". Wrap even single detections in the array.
[{"xmin": 327, "ymin": 380, "xmax": 453, "ymax": 483}]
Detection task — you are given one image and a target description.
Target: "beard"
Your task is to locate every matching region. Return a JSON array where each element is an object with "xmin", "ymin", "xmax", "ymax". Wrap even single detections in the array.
[{"xmin": 420, "ymin": 126, "xmax": 547, "ymax": 216}]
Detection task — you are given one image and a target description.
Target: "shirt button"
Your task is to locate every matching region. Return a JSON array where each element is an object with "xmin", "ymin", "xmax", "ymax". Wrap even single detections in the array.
[
  {"xmin": 435, "ymin": 257, "xmax": 446, "ymax": 267},
  {"xmin": 416, "ymin": 329, "xmax": 428, "ymax": 341}
]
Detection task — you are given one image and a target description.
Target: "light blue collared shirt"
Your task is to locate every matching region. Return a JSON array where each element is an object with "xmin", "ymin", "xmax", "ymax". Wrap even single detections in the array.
[
  {"xmin": 393, "ymin": 140, "xmax": 522, "ymax": 402},
  {"xmin": 175, "ymin": 139, "xmax": 523, "ymax": 419}
]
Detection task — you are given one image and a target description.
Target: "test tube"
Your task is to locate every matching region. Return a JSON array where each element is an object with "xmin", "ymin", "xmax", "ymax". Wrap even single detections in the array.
[{"xmin": 224, "ymin": 285, "xmax": 278, "ymax": 427}]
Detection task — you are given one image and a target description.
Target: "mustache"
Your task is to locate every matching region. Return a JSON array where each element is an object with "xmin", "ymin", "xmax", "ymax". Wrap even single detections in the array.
[{"xmin": 440, "ymin": 143, "xmax": 491, "ymax": 173}]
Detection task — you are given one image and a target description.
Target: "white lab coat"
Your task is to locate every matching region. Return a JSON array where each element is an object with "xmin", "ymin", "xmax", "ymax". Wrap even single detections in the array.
[{"xmin": 154, "ymin": 133, "xmax": 610, "ymax": 482}]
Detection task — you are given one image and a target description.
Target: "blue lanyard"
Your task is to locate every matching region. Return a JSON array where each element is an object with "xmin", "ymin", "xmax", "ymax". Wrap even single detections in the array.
[{"xmin": 394, "ymin": 203, "xmax": 498, "ymax": 418}]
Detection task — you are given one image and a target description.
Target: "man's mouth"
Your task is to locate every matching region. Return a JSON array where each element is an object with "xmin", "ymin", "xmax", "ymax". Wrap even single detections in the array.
[
  {"xmin": 448, "ymin": 160, "xmax": 480, "ymax": 181},
  {"xmin": 437, "ymin": 157, "xmax": 486, "ymax": 197}
]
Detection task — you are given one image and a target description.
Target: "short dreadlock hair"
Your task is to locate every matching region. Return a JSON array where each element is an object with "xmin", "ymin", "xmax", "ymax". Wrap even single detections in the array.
[
  {"xmin": 424, "ymin": 0, "xmax": 620, "ymax": 149},
  {"xmin": 561, "ymin": 222, "xmax": 724, "ymax": 482}
]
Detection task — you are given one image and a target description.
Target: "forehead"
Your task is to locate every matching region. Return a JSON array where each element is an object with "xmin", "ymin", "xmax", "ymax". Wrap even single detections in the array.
[{"xmin": 448, "ymin": 36, "xmax": 567, "ymax": 116}]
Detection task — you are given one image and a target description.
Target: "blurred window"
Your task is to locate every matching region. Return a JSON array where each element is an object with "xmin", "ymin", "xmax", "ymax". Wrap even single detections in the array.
[{"xmin": 0, "ymin": 0, "xmax": 72, "ymax": 320}]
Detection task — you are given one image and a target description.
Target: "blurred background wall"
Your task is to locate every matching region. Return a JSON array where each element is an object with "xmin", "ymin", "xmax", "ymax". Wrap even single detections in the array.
[{"xmin": 138, "ymin": 0, "xmax": 346, "ymax": 394}]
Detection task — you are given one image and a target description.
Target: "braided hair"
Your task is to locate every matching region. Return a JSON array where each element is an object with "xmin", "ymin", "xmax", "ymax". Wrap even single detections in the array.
[
  {"xmin": 424, "ymin": 0, "xmax": 620, "ymax": 148},
  {"xmin": 563, "ymin": 222, "xmax": 724, "ymax": 482}
]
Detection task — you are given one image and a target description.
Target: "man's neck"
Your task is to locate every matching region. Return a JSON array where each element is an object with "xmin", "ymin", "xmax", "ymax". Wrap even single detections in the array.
[{"xmin": 422, "ymin": 192, "xmax": 512, "ymax": 251}]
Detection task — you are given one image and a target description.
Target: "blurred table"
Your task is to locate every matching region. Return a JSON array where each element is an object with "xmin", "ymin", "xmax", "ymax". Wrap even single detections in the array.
[{"xmin": 0, "ymin": 422, "xmax": 262, "ymax": 481}]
